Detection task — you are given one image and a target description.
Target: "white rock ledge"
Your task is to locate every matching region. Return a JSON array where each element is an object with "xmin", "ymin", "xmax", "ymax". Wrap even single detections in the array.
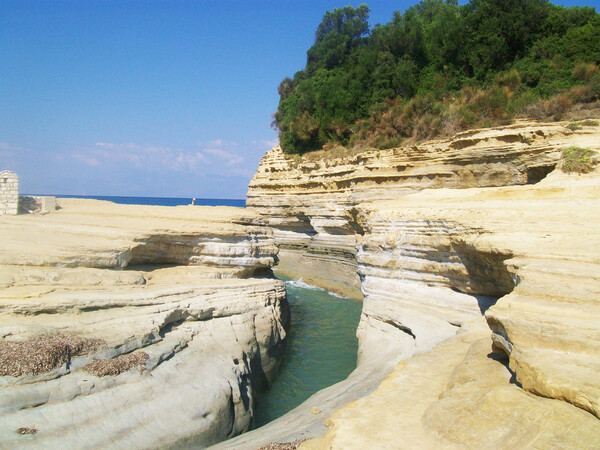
[{"xmin": 0, "ymin": 199, "xmax": 289, "ymax": 448}]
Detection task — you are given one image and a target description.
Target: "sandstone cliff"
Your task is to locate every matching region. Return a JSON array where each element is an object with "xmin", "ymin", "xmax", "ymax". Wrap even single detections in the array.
[
  {"xmin": 0, "ymin": 199, "xmax": 289, "ymax": 448},
  {"xmin": 247, "ymin": 121, "xmax": 575, "ymax": 299},
  {"xmin": 237, "ymin": 120, "xmax": 600, "ymax": 448}
]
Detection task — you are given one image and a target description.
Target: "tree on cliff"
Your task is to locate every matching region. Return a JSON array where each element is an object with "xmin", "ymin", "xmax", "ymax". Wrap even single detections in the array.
[
  {"xmin": 308, "ymin": 4, "xmax": 370, "ymax": 71},
  {"xmin": 274, "ymin": 0, "xmax": 600, "ymax": 154}
]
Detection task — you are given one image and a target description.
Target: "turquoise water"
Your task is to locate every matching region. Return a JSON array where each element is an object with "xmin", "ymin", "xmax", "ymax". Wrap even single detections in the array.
[{"xmin": 253, "ymin": 275, "xmax": 363, "ymax": 428}]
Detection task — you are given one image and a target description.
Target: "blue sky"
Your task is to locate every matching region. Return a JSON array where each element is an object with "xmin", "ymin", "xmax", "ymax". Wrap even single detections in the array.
[{"xmin": 1, "ymin": 0, "xmax": 598, "ymax": 198}]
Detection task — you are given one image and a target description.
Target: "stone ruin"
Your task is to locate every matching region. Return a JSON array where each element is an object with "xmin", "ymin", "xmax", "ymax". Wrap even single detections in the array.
[
  {"xmin": 0, "ymin": 170, "xmax": 19, "ymax": 215},
  {"xmin": 0, "ymin": 170, "xmax": 56, "ymax": 215},
  {"xmin": 19, "ymin": 195, "xmax": 56, "ymax": 214}
]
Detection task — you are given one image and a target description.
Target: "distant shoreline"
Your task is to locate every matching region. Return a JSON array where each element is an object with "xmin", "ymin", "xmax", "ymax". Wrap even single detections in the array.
[{"xmin": 21, "ymin": 194, "xmax": 246, "ymax": 208}]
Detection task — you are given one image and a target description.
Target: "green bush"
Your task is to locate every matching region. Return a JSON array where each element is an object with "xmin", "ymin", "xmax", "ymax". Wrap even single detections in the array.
[
  {"xmin": 561, "ymin": 147, "xmax": 597, "ymax": 173},
  {"xmin": 573, "ymin": 62, "xmax": 597, "ymax": 81},
  {"xmin": 274, "ymin": 1, "xmax": 600, "ymax": 154}
]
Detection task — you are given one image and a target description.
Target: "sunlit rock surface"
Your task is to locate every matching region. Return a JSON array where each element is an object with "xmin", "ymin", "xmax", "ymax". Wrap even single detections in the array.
[
  {"xmin": 319, "ymin": 170, "xmax": 600, "ymax": 447},
  {"xmin": 0, "ymin": 199, "xmax": 289, "ymax": 448},
  {"xmin": 247, "ymin": 121, "xmax": 594, "ymax": 300},
  {"xmin": 234, "ymin": 120, "xmax": 600, "ymax": 448}
]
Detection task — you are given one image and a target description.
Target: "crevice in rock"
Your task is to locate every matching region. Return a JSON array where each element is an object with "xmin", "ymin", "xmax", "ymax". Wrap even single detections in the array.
[
  {"xmin": 226, "ymin": 383, "xmax": 237, "ymax": 438},
  {"xmin": 486, "ymin": 316, "xmax": 513, "ymax": 357},
  {"xmin": 526, "ymin": 164, "xmax": 556, "ymax": 184},
  {"xmin": 383, "ymin": 319, "xmax": 416, "ymax": 340},
  {"xmin": 123, "ymin": 263, "xmax": 179, "ymax": 271},
  {"xmin": 448, "ymin": 287, "xmax": 499, "ymax": 314},
  {"xmin": 273, "ymin": 214, "xmax": 317, "ymax": 238},
  {"xmin": 486, "ymin": 351, "xmax": 523, "ymax": 388},
  {"xmin": 347, "ymin": 207, "xmax": 366, "ymax": 236},
  {"xmin": 158, "ymin": 318, "xmax": 187, "ymax": 339},
  {"xmin": 252, "ymin": 267, "xmax": 276, "ymax": 278},
  {"xmin": 474, "ymin": 295, "xmax": 499, "ymax": 315}
]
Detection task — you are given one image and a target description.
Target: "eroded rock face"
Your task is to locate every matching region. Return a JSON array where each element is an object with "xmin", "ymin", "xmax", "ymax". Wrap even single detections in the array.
[
  {"xmin": 302, "ymin": 173, "xmax": 600, "ymax": 447},
  {"xmin": 354, "ymin": 172, "xmax": 600, "ymax": 418},
  {"xmin": 0, "ymin": 199, "xmax": 289, "ymax": 448},
  {"xmin": 355, "ymin": 215, "xmax": 512, "ymax": 366},
  {"xmin": 247, "ymin": 121, "xmax": 591, "ymax": 299},
  {"xmin": 240, "ymin": 120, "xmax": 600, "ymax": 448},
  {"xmin": 305, "ymin": 325, "xmax": 600, "ymax": 449}
]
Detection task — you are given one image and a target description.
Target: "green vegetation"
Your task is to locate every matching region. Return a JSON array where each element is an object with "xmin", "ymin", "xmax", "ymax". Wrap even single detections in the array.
[
  {"xmin": 274, "ymin": 0, "xmax": 600, "ymax": 154},
  {"xmin": 566, "ymin": 119, "xmax": 599, "ymax": 130},
  {"xmin": 561, "ymin": 146, "xmax": 597, "ymax": 173},
  {"xmin": 583, "ymin": 120, "xmax": 600, "ymax": 126}
]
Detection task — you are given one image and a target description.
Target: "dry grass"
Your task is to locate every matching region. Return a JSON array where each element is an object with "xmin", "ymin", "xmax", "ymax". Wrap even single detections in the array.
[
  {"xmin": 258, "ymin": 439, "xmax": 307, "ymax": 450},
  {"xmin": 0, "ymin": 334, "xmax": 105, "ymax": 377},
  {"xmin": 83, "ymin": 352, "xmax": 149, "ymax": 377}
]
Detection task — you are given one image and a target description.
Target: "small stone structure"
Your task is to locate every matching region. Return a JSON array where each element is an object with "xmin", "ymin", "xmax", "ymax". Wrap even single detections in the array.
[
  {"xmin": 19, "ymin": 196, "xmax": 56, "ymax": 214},
  {"xmin": 0, "ymin": 170, "xmax": 19, "ymax": 215}
]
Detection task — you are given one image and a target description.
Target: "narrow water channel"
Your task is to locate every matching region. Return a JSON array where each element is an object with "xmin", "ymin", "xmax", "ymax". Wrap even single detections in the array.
[{"xmin": 253, "ymin": 274, "xmax": 363, "ymax": 428}]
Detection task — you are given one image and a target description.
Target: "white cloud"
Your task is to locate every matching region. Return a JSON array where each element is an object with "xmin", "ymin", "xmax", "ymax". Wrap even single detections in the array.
[
  {"xmin": 72, "ymin": 142, "xmax": 208, "ymax": 171},
  {"xmin": 73, "ymin": 153, "xmax": 101, "ymax": 167},
  {"xmin": 196, "ymin": 138, "xmax": 247, "ymax": 167},
  {"xmin": 65, "ymin": 136, "xmax": 273, "ymax": 179},
  {"xmin": 205, "ymin": 148, "xmax": 244, "ymax": 166}
]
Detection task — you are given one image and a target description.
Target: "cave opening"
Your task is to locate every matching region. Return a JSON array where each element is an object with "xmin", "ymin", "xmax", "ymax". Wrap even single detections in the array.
[{"xmin": 526, "ymin": 164, "xmax": 556, "ymax": 184}]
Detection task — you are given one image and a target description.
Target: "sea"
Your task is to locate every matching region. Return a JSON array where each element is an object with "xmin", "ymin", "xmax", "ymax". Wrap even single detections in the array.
[
  {"xmin": 252, "ymin": 274, "xmax": 362, "ymax": 428},
  {"xmin": 50, "ymin": 194, "xmax": 246, "ymax": 208}
]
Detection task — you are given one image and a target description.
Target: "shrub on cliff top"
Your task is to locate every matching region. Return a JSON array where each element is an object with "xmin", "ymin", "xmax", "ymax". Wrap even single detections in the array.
[
  {"xmin": 274, "ymin": 0, "xmax": 600, "ymax": 154},
  {"xmin": 561, "ymin": 147, "xmax": 597, "ymax": 173}
]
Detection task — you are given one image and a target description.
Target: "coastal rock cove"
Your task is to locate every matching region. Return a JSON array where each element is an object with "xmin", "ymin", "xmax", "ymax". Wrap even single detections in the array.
[{"xmin": 1, "ymin": 120, "xmax": 599, "ymax": 448}]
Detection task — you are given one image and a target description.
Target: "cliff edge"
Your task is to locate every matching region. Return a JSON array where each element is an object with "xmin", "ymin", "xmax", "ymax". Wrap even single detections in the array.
[
  {"xmin": 242, "ymin": 119, "xmax": 600, "ymax": 448},
  {"xmin": 0, "ymin": 200, "xmax": 289, "ymax": 448}
]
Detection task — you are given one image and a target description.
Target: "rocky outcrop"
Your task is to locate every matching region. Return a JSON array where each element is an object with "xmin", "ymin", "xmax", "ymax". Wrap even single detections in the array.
[
  {"xmin": 305, "ymin": 323, "xmax": 600, "ymax": 449},
  {"xmin": 240, "ymin": 120, "xmax": 600, "ymax": 448},
  {"xmin": 0, "ymin": 199, "xmax": 289, "ymax": 448},
  {"xmin": 332, "ymin": 171, "xmax": 600, "ymax": 442},
  {"xmin": 247, "ymin": 121, "xmax": 581, "ymax": 299}
]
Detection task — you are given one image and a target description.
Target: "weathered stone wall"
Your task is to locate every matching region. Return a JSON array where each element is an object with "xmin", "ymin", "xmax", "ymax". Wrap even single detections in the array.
[
  {"xmin": 19, "ymin": 195, "xmax": 56, "ymax": 213},
  {"xmin": 0, "ymin": 170, "xmax": 19, "ymax": 215}
]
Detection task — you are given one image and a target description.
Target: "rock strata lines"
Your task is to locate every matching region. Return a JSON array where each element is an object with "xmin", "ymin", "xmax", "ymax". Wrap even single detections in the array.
[
  {"xmin": 236, "ymin": 120, "xmax": 600, "ymax": 448},
  {"xmin": 0, "ymin": 199, "xmax": 289, "ymax": 448}
]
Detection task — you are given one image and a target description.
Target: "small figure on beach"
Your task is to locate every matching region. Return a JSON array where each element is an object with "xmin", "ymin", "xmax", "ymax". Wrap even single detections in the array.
[{"xmin": 190, "ymin": 197, "xmax": 196, "ymax": 206}]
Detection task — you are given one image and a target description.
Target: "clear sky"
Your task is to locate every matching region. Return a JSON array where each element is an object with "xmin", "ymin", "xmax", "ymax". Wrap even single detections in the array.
[{"xmin": 1, "ymin": 0, "xmax": 598, "ymax": 199}]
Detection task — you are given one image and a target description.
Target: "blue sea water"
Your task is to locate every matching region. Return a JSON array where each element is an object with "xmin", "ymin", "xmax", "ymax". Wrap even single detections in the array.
[{"xmin": 50, "ymin": 194, "xmax": 246, "ymax": 208}]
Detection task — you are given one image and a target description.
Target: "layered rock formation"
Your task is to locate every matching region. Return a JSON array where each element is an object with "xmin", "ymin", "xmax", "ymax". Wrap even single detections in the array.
[
  {"xmin": 237, "ymin": 120, "xmax": 600, "ymax": 448},
  {"xmin": 4, "ymin": 118, "xmax": 598, "ymax": 449},
  {"xmin": 247, "ymin": 121, "xmax": 572, "ymax": 299},
  {"xmin": 316, "ymin": 172, "xmax": 600, "ymax": 447},
  {"xmin": 0, "ymin": 199, "xmax": 289, "ymax": 448}
]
